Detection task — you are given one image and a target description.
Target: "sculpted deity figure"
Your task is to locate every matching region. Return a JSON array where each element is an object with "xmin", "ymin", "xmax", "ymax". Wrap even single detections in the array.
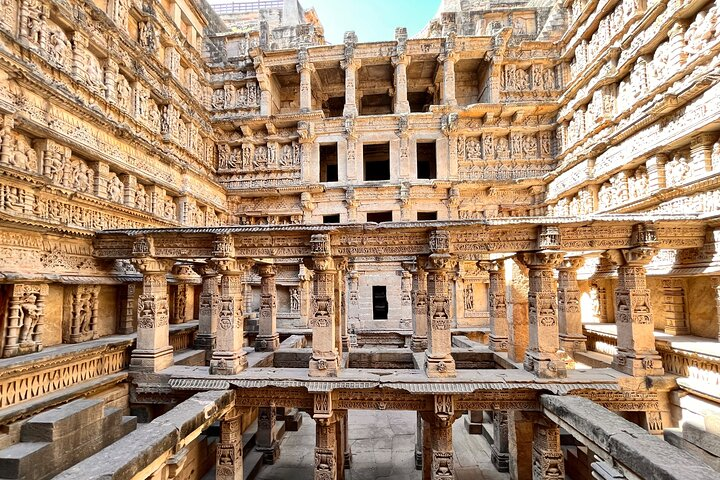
[
  {"xmin": 290, "ymin": 288, "xmax": 300, "ymax": 311},
  {"xmin": 17, "ymin": 292, "xmax": 40, "ymax": 344},
  {"xmin": 165, "ymin": 198, "xmax": 177, "ymax": 220},
  {"xmin": 116, "ymin": 75, "xmax": 132, "ymax": 112},
  {"xmin": 495, "ymin": 136, "xmax": 510, "ymax": 159},
  {"xmin": 466, "ymin": 138, "xmax": 481, "ymax": 160},
  {"xmin": 108, "ymin": 174, "xmax": 124, "ymax": 203},
  {"xmin": 47, "ymin": 28, "xmax": 69, "ymax": 67},
  {"xmin": 522, "ymin": 135, "xmax": 538, "ymax": 158},
  {"xmin": 280, "ymin": 144, "xmax": 293, "ymax": 167},
  {"xmin": 9, "ymin": 134, "xmax": 37, "ymax": 172},
  {"xmin": 515, "ymin": 67, "xmax": 529, "ymax": 90},
  {"xmin": 135, "ymin": 183, "xmax": 148, "ymax": 211},
  {"xmin": 464, "ymin": 283, "xmax": 474, "ymax": 311},
  {"xmin": 712, "ymin": 141, "xmax": 720, "ymax": 170}
]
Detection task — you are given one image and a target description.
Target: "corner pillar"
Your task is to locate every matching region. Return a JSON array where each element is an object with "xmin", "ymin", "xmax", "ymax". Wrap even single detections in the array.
[
  {"xmin": 256, "ymin": 406, "xmax": 280, "ymax": 464},
  {"xmin": 557, "ymin": 257, "xmax": 587, "ymax": 355},
  {"xmin": 392, "ymin": 54, "xmax": 411, "ymax": 114},
  {"xmin": 483, "ymin": 260, "xmax": 508, "ymax": 352},
  {"xmin": 256, "ymin": 263, "xmax": 280, "ymax": 351},
  {"xmin": 195, "ymin": 265, "xmax": 221, "ymax": 361},
  {"xmin": 425, "ymin": 231, "xmax": 457, "ymax": 377},
  {"xmin": 440, "ymin": 51, "xmax": 457, "ymax": 106},
  {"xmin": 532, "ymin": 420, "xmax": 565, "ymax": 480},
  {"xmin": 297, "ymin": 48, "xmax": 315, "ymax": 113},
  {"xmin": 491, "ymin": 410, "xmax": 510, "ymax": 473},
  {"xmin": 410, "ymin": 258, "xmax": 429, "ymax": 352},
  {"xmin": 341, "ymin": 58, "xmax": 360, "ymax": 117}
]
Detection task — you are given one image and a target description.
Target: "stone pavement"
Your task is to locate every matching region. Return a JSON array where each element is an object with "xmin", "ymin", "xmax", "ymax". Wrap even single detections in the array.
[{"xmin": 256, "ymin": 410, "xmax": 509, "ymax": 480}]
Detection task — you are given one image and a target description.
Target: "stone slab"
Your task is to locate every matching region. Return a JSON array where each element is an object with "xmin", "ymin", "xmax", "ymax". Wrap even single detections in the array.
[
  {"xmin": 683, "ymin": 419, "xmax": 720, "ymax": 457},
  {"xmin": 0, "ymin": 442, "xmax": 50, "ymax": 479},
  {"xmin": 21, "ymin": 399, "xmax": 104, "ymax": 442}
]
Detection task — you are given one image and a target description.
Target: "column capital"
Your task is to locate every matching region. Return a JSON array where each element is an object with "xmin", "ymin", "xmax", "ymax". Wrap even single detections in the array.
[
  {"xmin": 257, "ymin": 263, "xmax": 276, "ymax": 277},
  {"xmin": 517, "ymin": 251, "xmax": 564, "ymax": 269},
  {"xmin": 557, "ymin": 256, "xmax": 584, "ymax": 271},
  {"xmin": 131, "ymin": 257, "xmax": 175, "ymax": 274},
  {"xmin": 391, "ymin": 53, "xmax": 411, "ymax": 67},
  {"xmin": 297, "ymin": 61, "xmax": 316, "ymax": 74},
  {"xmin": 209, "ymin": 258, "xmax": 251, "ymax": 274},
  {"xmin": 340, "ymin": 58, "xmax": 361, "ymax": 71},
  {"xmin": 439, "ymin": 51, "xmax": 459, "ymax": 63},
  {"xmin": 193, "ymin": 263, "xmax": 219, "ymax": 278}
]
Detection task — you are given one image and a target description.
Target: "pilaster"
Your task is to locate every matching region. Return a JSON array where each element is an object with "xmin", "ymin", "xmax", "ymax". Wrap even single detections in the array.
[
  {"xmin": 298, "ymin": 48, "xmax": 315, "ymax": 113},
  {"xmin": 662, "ymin": 278, "xmax": 689, "ymax": 336},
  {"xmin": 195, "ymin": 265, "xmax": 220, "ymax": 359},
  {"xmin": 690, "ymin": 133, "xmax": 715, "ymax": 178},
  {"xmin": 424, "ymin": 231, "xmax": 457, "ymax": 377},
  {"xmin": 491, "ymin": 410, "xmax": 510, "ymax": 473},
  {"xmin": 256, "ymin": 406, "xmax": 280, "ymax": 464},
  {"xmin": 481, "ymin": 260, "xmax": 508, "ymax": 352},
  {"xmin": 557, "ymin": 257, "xmax": 586, "ymax": 355},
  {"xmin": 392, "ymin": 53, "xmax": 411, "ymax": 114},
  {"xmin": 256, "ymin": 263, "xmax": 280, "ymax": 351},
  {"xmin": 118, "ymin": 283, "xmax": 137, "ymax": 335},
  {"xmin": 532, "ymin": 421, "xmax": 565, "ymax": 480},
  {"xmin": 341, "ymin": 57, "xmax": 360, "ymax": 117}
]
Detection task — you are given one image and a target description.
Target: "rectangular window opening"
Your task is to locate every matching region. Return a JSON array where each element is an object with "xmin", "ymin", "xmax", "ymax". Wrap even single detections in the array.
[
  {"xmin": 320, "ymin": 143, "xmax": 338, "ymax": 182},
  {"xmin": 416, "ymin": 141, "xmax": 437, "ymax": 179},
  {"xmin": 372, "ymin": 285, "xmax": 389, "ymax": 320},
  {"xmin": 323, "ymin": 214, "xmax": 340, "ymax": 224},
  {"xmin": 366, "ymin": 211, "xmax": 393, "ymax": 223},
  {"xmin": 417, "ymin": 211, "xmax": 438, "ymax": 221},
  {"xmin": 363, "ymin": 143, "xmax": 390, "ymax": 181}
]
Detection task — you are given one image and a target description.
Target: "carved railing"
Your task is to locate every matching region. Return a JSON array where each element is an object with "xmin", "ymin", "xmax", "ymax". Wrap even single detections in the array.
[
  {"xmin": 585, "ymin": 327, "xmax": 720, "ymax": 391},
  {"xmin": 0, "ymin": 341, "xmax": 131, "ymax": 410},
  {"xmin": 169, "ymin": 324, "xmax": 199, "ymax": 352}
]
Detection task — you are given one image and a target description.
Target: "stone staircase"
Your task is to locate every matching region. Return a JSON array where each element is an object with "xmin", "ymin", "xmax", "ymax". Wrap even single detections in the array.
[
  {"xmin": 0, "ymin": 399, "xmax": 136, "ymax": 480},
  {"xmin": 665, "ymin": 417, "xmax": 720, "ymax": 472}
]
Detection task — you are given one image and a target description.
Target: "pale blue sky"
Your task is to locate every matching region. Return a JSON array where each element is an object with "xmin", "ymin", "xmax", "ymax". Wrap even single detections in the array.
[{"xmin": 300, "ymin": 0, "xmax": 440, "ymax": 44}]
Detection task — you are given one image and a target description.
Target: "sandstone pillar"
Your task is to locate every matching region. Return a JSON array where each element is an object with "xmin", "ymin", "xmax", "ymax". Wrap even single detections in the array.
[
  {"xmin": 117, "ymin": 283, "xmax": 137, "ymax": 335},
  {"xmin": 392, "ymin": 54, "xmax": 411, "ymax": 114},
  {"xmin": 298, "ymin": 48, "xmax": 314, "ymax": 113},
  {"xmin": 667, "ymin": 22, "xmax": 688, "ymax": 69},
  {"xmin": 2, "ymin": 283, "xmax": 48, "ymax": 358},
  {"xmin": 491, "ymin": 410, "xmax": 510, "ymax": 473},
  {"xmin": 256, "ymin": 406, "xmax": 280, "ymax": 464},
  {"xmin": 71, "ymin": 31, "xmax": 88, "ymax": 84},
  {"xmin": 410, "ymin": 258, "xmax": 429, "ymax": 352},
  {"xmin": 256, "ymin": 264, "xmax": 280, "ymax": 351},
  {"xmin": 131, "ymin": 256, "xmax": 175, "ymax": 372},
  {"xmin": 440, "ymin": 52, "xmax": 457, "ymax": 106},
  {"xmin": 425, "ymin": 231, "xmax": 457, "ymax": 377},
  {"xmin": 690, "ymin": 133, "xmax": 715, "ymax": 178},
  {"xmin": 307, "ymin": 234, "xmax": 340, "ymax": 376},
  {"xmin": 210, "ymin": 258, "xmax": 250, "ymax": 374},
  {"xmin": 518, "ymin": 251, "xmax": 566, "ymax": 378},
  {"xmin": 645, "ymin": 153, "xmax": 667, "ymax": 192},
  {"xmin": 415, "ymin": 412, "xmax": 423, "ymax": 470},
  {"xmin": 609, "ymin": 246, "xmax": 663, "ymax": 376},
  {"xmin": 314, "ymin": 392, "xmax": 339, "ymax": 480},
  {"xmin": 507, "ymin": 260, "xmax": 530, "ymax": 363},
  {"xmin": 714, "ymin": 278, "xmax": 720, "ymax": 341},
  {"xmin": 485, "ymin": 260, "xmax": 509, "ymax": 352},
  {"xmin": 508, "ymin": 411, "xmax": 533, "ymax": 480},
  {"xmin": 341, "ymin": 58, "xmax": 360, "ymax": 117},
  {"xmin": 343, "ymin": 412, "xmax": 352, "ymax": 468},
  {"xmin": 557, "ymin": 257, "xmax": 587, "ymax": 354},
  {"xmin": 216, "ymin": 408, "xmax": 243, "ymax": 480},
  {"xmin": 195, "ymin": 265, "xmax": 220, "ymax": 359},
  {"xmin": 171, "ymin": 283, "xmax": 192, "ymax": 324},
  {"xmin": 334, "ymin": 258, "xmax": 348, "ymax": 354},
  {"xmin": 334, "ymin": 410, "xmax": 348, "ymax": 479},
  {"xmin": 532, "ymin": 421, "xmax": 565, "ymax": 480},
  {"xmin": 422, "ymin": 394, "xmax": 456, "ymax": 480}
]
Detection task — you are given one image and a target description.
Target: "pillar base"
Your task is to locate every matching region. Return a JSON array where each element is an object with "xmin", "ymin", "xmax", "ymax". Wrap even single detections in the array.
[
  {"xmin": 344, "ymin": 451, "xmax": 352, "ymax": 469},
  {"xmin": 130, "ymin": 346, "xmax": 174, "ymax": 372},
  {"xmin": 414, "ymin": 448, "xmax": 422, "ymax": 470},
  {"xmin": 255, "ymin": 334, "xmax": 280, "ymax": 352},
  {"xmin": 309, "ymin": 356, "xmax": 340, "ymax": 377},
  {"xmin": 664, "ymin": 326, "xmax": 690, "ymax": 336},
  {"xmin": 210, "ymin": 351, "xmax": 248, "ymax": 375},
  {"xmin": 489, "ymin": 335, "xmax": 509, "ymax": 352},
  {"xmin": 410, "ymin": 335, "xmax": 428, "ymax": 352},
  {"xmin": 343, "ymin": 105, "xmax": 358, "ymax": 117},
  {"xmin": 612, "ymin": 353, "xmax": 664, "ymax": 376},
  {"xmin": 523, "ymin": 351, "xmax": 567, "ymax": 379},
  {"xmin": 257, "ymin": 441, "xmax": 280, "ymax": 464},
  {"xmin": 424, "ymin": 353, "xmax": 456, "ymax": 378},
  {"xmin": 491, "ymin": 446, "xmax": 510, "ymax": 472},
  {"xmin": 559, "ymin": 334, "xmax": 587, "ymax": 353},
  {"xmin": 194, "ymin": 334, "xmax": 216, "ymax": 351},
  {"xmin": 395, "ymin": 101, "xmax": 410, "ymax": 114}
]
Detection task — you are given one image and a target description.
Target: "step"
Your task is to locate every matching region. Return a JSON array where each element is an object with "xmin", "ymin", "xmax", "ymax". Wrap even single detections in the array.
[
  {"xmin": 244, "ymin": 449, "xmax": 264, "ymax": 480},
  {"xmin": 574, "ymin": 350, "xmax": 612, "ymax": 368},
  {"xmin": 0, "ymin": 442, "xmax": 50, "ymax": 479},
  {"xmin": 21, "ymin": 399, "xmax": 104, "ymax": 442}
]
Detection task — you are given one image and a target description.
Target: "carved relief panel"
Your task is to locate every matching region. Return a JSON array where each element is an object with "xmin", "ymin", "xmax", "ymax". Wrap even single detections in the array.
[
  {"xmin": 64, "ymin": 285, "xmax": 100, "ymax": 344},
  {"xmin": 2, "ymin": 283, "xmax": 49, "ymax": 357}
]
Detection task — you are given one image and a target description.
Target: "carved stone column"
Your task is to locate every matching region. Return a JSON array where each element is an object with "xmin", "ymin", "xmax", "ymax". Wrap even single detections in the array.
[
  {"xmin": 410, "ymin": 258, "xmax": 429, "ymax": 352},
  {"xmin": 662, "ymin": 278, "xmax": 689, "ymax": 336},
  {"xmin": 425, "ymin": 231, "xmax": 457, "ymax": 377},
  {"xmin": 713, "ymin": 278, "xmax": 720, "ymax": 342},
  {"xmin": 131, "ymin": 250, "xmax": 175, "ymax": 372},
  {"xmin": 667, "ymin": 22, "xmax": 688, "ymax": 68},
  {"xmin": 210, "ymin": 257, "xmax": 250, "ymax": 375},
  {"xmin": 195, "ymin": 265, "xmax": 220, "ymax": 360},
  {"xmin": 334, "ymin": 410, "xmax": 348, "ymax": 479},
  {"xmin": 491, "ymin": 410, "xmax": 510, "ymax": 473},
  {"xmin": 532, "ymin": 421, "xmax": 565, "ymax": 480},
  {"xmin": 346, "ymin": 268, "xmax": 359, "ymax": 331},
  {"xmin": 256, "ymin": 264, "xmax": 280, "ymax": 351},
  {"xmin": 518, "ymin": 251, "xmax": 566, "ymax": 378},
  {"xmin": 0, "ymin": 115, "xmax": 14, "ymax": 166},
  {"xmin": 645, "ymin": 153, "xmax": 667, "ymax": 192},
  {"xmin": 422, "ymin": 394, "xmax": 456, "ymax": 480},
  {"xmin": 314, "ymin": 392, "xmax": 338, "ymax": 480},
  {"xmin": 171, "ymin": 283, "xmax": 192, "ymax": 324},
  {"xmin": 335, "ymin": 258, "xmax": 349, "ymax": 352},
  {"xmin": 415, "ymin": 412, "xmax": 423, "ymax": 470},
  {"xmin": 256, "ymin": 406, "xmax": 280, "ymax": 464},
  {"xmin": 307, "ymin": 234, "xmax": 340, "ymax": 376},
  {"xmin": 104, "ymin": 58, "xmax": 118, "ymax": 104},
  {"xmin": 690, "ymin": 133, "xmax": 715, "ymax": 178},
  {"xmin": 298, "ymin": 48, "xmax": 314, "ymax": 113},
  {"xmin": 440, "ymin": 51, "xmax": 457, "ymax": 106},
  {"xmin": 609, "ymin": 245, "xmax": 663, "ymax": 376},
  {"xmin": 484, "ymin": 260, "xmax": 508, "ymax": 352},
  {"xmin": 118, "ymin": 283, "xmax": 137, "ymax": 335},
  {"xmin": 2, "ymin": 283, "xmax": 48, "ymax": 358},
  {"xmin": 341, "ymin": 58, "xmax": 360, "ymax": 117},
  {"xmin": 557, "ymin": 257, "xmax": 587, "ymax": 354},
  {"xmin": 216, "ymin": 407, "xmax": 243, "ymax": 480},
  {"xmin": 392, "ymin": 54, "xmax": 411, "ymax": 114}
]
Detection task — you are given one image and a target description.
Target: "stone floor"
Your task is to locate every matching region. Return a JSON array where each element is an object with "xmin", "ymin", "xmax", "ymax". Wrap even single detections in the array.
[{"xmin": 256, "ymin": 410, "xmax": 510, "ymax": 480}]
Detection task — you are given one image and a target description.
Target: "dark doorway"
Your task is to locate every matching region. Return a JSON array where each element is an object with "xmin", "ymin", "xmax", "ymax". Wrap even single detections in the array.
[{"xmin": 372, "ymin": 285, "xmax": 388, "ymax": 320}]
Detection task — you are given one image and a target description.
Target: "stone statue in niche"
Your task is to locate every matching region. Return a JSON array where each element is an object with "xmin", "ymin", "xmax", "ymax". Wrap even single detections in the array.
[
  {"xmin": 138, "ymin": 21, "xmax": 157, "ymax": 51},
  {"xmin": 68, "ymin": 285, "xmax": 100, "ymax": 343},
  {"xmin": 164, "ymin": 197, "xmax": 177, "ymax": 220},
  {"xmin": 25, "ymin": 0, "xmax": 45, "ymax": 47},
  {"xmin": 3, "ymin": 284, "xmax": 48, "ymax": 358},
  {"xmin": 47, "ymin": 26, "xmax": 70, "ymax": 68},
  {"xmin": 290, "ymin": 288, "xmax": 300, "ymax": 312},
  {"xmin": 464, "ymin": 283, "xmax": 474, "ymax": 311},
  {"xmin": 135, "ymin": 184, "xmax": 148, "ymax": 211},
  {"xmin": 17, "ymin": 291, "xmax": 40, "ymax": 344},
  {"xmin": 7, "ymin": 133, "xmax": 38, "ymax": 172},
  {"xmin": 108, "ymin": 174, "xmax": 124, "ymax": 203},
  {"xmin": 665, "ymin": 153, "xmax": 691, "ymax": 187},
  {"xmin": 86, "ymin": 54, "xmax": 105, "ymax": 94},
  {"xmin": 116, "ymin": 75, "xmax": 132, "ymax": 112},
  {"xmin": 3, "ymin": 186, "xmax": 25, "ymax": 211},
  {"xmin": 69, "ymin": 158, "xmax": 94, "ymax": 193}
]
